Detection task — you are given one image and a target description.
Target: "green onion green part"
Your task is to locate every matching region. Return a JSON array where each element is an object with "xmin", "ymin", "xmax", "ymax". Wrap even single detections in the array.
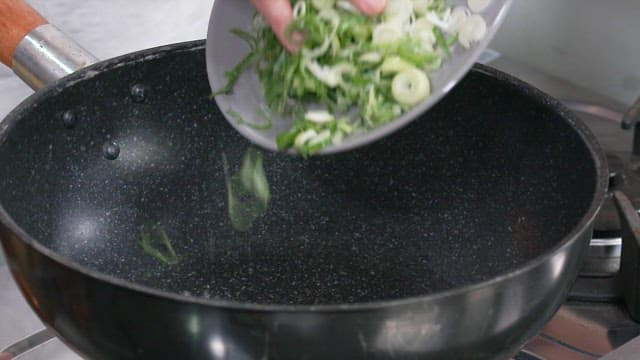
[
  {"xmin": 139, "ymin": 223, "xmax": 179, "ymax": 266},
  {"xmin": 224, "ymin": 147, "xmax": 271, "ymax": 231}
]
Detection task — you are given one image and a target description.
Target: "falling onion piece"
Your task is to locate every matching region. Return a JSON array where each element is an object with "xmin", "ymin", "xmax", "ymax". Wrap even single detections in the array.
[{"xmin": 224, "ymin": 148, "xmax": 271, "ymax": 232}]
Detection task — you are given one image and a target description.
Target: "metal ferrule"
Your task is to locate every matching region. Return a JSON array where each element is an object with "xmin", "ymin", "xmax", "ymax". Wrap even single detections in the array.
[{"xmin": 12, "ymin": 24, "xmax": 98, "ymax": 90}]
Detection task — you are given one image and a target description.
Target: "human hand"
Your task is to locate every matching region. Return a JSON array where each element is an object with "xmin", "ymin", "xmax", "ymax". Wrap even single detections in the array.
[{"xmin": 251, "ymin": 0, "xmax": 387, "ymax": 52}]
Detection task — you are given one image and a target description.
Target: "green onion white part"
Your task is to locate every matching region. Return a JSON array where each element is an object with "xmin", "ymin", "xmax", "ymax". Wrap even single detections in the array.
[{"xmin": 305, "ymin": 110, "xmax": 336, "ymax": 123}]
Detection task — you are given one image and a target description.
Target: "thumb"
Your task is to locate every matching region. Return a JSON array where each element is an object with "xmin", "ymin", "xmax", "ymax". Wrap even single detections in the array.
[{"xmin": 251, "ymin": 0, "xmax": 301, "ymax": 52}]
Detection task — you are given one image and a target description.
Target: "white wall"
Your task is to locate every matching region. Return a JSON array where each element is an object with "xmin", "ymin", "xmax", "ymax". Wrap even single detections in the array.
[
  {"xmin": 491, "ymin": 0, "xmax": 640, "ymax": 106},
  {"xmin": 0, "ymin": 0, "xmax": 212, "ymax": 119}
]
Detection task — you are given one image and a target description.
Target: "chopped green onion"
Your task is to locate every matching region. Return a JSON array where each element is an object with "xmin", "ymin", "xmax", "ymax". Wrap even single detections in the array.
[
  {"xmin": 304, "ymin": 110, "xmax": 335, "ymax": 123},
  {"xmin": 410, "ymin": 17, "xmax": 436, "ymax": 47},
  {"xmin": 359, "ymin": 51, "xmax": 383, "ymax": 63},
  {"xmin": 458, "ymin": 14, "xmax": 487, "ymax": 48},
  {"xmin": 139, "ymin": 224, "xmax": 178, "ymax": 266},
  {"xmin": 312, "ymin": 0, "xmax": 336, "ymax": 10},
  {"xmin": 391, "ymin": 67, "xmax": 431, "ymax": 106},
  {"xmin": 447, "ymin": 6, "xmax": 470, "ymax": 34},
  {"xmin": 294, "ymin": 129, "xmax": 319, "ymax": 148},
  {"xmin": 336, "ymin": 0, "xmax": 359, "ymax": 13},
  {"xmin": 383, "ymin": 0, "xmax": 414, "ymax": 24},
  {"xmin": 372, "ymin": 22, "xmax": 404, "ymax": 47},
  {"xmin": 412, "ymin": 0, "xmax": 431, "ymax": 16},
  {"xmin": 381, "ymin": 56, "xmax": 415, "ymax": 74},
  {"xmin": 433, "ymin": 26, "xmax": 453, "ymax": 57},
  {"xmin": 309, "ymin": 129, "xmax": 332, "ymax": 145},
  {"xmin": 227, "ymin": 109, "xmax": 273, "ymax": 130},
  {"xmin": 215, "ymin": 0, "xmax": 486, "ymax": 155},
  {"xmin": 468, "ymin": 0, "xmax": 490, "ymax": 13},
  {"xmin": 293, "ymin": 1, "xmax": 307, "ymax": 17},
  {"xmin": 224, "ymin": 148, "xmax": 271, "ymax": 232}
]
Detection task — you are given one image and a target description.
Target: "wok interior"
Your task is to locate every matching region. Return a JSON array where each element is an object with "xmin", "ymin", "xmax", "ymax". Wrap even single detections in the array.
[{"xmin": 0, "ymin": 48, "xmax": 597, "ymax": 305}]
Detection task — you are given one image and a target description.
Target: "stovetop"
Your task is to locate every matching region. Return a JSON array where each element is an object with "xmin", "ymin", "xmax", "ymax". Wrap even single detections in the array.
[{"xmin": 2, "ymin": 52, "xmax": 640, "ymax": 359}]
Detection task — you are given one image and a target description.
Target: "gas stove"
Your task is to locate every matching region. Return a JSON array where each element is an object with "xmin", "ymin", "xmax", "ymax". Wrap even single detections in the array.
[{"xmin": 2, "ymin": 53, "xmax": 640, "ymax": 359}]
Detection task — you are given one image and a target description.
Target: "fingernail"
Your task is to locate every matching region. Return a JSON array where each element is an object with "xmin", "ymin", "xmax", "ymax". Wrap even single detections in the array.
[
  {"xmin": 284, "ymin": 31, "xmax": 305, "ymax": 53},
  {"xmin": 290, "ymin": 31, "xmax": 305, "ymax": 45}
]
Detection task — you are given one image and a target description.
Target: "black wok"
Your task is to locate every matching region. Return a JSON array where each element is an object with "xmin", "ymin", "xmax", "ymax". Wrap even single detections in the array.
[{"xmin": 0, "ymin": 1, "xmax": 607, "ymax": 359}]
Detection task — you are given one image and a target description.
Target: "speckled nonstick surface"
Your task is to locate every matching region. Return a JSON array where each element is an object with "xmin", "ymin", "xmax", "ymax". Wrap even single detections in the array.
[{"xmin": 0, "ymin": 41, "xmax": 607, "ymax": 359}]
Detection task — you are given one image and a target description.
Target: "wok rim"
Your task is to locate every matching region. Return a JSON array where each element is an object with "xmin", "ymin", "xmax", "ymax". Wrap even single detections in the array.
[{"xmin": 0, "ymin": 40, "xmax": 609, "ymax": 313}]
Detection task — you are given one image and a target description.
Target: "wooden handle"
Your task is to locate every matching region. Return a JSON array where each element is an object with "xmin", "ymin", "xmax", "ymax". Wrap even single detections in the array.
[{"xmin": 0, "ymin": 0, "xmax": 47, "ymax": 66}]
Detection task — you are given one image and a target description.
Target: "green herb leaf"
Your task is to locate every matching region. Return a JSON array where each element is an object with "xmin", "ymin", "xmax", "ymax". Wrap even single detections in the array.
[
  {"xmin": 224, "ymin": 148, "xmax": 271, "ymax": 232},
  {"xmin": 139, "ymin": 223, "xmax": 178, "ymax": 266},
  {"xmin": 227, "ymin": 109, "xmax": 273, "ymax": 130},
  {"xmin": 229, "ymin": 28, "xmax": 257, "ymax": 48}
]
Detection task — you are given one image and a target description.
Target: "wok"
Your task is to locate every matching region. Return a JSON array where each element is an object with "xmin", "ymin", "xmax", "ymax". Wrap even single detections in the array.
[{"xmin": 0, "ymin": 1, "xmax": 607, "ymax": 359}]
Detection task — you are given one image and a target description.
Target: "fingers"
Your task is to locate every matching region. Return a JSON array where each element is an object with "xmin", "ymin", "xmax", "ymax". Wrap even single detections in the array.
[
  {"xmin": 350, "ymin": 0, "xmax": 387, "ymax": 16},
  {"xmin": 250, "ymin": 0, "xmax": 300, "ymax": 52}
]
